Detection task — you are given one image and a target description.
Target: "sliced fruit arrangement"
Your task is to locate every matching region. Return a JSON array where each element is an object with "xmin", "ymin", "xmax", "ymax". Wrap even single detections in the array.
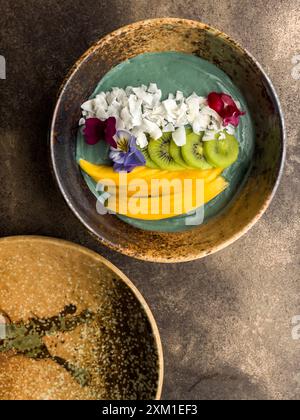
[
  {"xmin": 79, "ymin": 159, "xmax": 228, "ymax": 220},
  {"xmin": 204, "ymin": 132, "xmax": 239, "ymax": 169},
  {"xmin": 104, "ymin": 176, "xmax": 228, "ymax": 221},
  {"xmin": 143, "ymin": 129, "xmax": 239, "ymax": 171},
  {"xmin": 182, "ymin": 131, "xmax": 213, "ymax": 170},
  {"xmin": 79, "ymin": 86, "xmax": 245, "ymax": 222},
  {"xmin": 137, "ymin": 143, "xmax": 159, "ymax": 169},
  {"xmin": 147, "ymin": 132, "xmax": 186, "ymax": 171},
  {"xmin": 79, "ymin": 160, "xmax": 223, "ymax": 191}
]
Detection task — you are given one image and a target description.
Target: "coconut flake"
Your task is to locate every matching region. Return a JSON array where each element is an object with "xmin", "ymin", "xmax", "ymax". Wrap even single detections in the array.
[
  {"xmin": 172, "ymin": 126, "xmax": 186, "ymax": 146},
  {"xmin": 176, "ymin": 91, "xmax": 184, "ymax": 102},
  {"xmin": 203, "ymin": 130, "xmax": 218, "ymax": 141},
  {"xmin": 136, "ymin": 131, "xmax": 148, "ymax": 148},
  {"xmin": 120, "ymin": 107, "xmax": 133, "ymax": 129},
  {"xmin": 132, "ymin": 86, "xmax": 153, "ymax": 106},
  {"xmin": 163, "ymin": 122, "xmax": 175, "ymax": 132},
  {"xmin": 142, "ymin": 119, "xmax": 162, "ymax": 140},
  {"xmin": 148, "ymin": 83, "xmax": 158, "ymax": 93},
  {"xmin": 193, "ymin": 113, "xmax": 211, "ymax": 134},
  {"xmin": 81, "ymin": 99, "xmax": 95, "ymax": 114},
  {"xmin": 225, "ymin": 125, "xmax": 235, "ymax": 135},
  {"xmin": 128, "ymin": 95, "xmax": 143, "ymax": 126},
  {"xmin": 80, "ymin": 84, "xmax": 238, "ymax": 146}
]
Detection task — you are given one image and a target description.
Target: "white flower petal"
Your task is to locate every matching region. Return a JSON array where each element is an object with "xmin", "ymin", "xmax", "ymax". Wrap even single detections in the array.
[
  {"xmin": 109, "ymin": 149, "xmax": 123, "ymax": 163},
  {"xmin": 172, "ymin": 126, "xmax": 186, "ymax": 146}
]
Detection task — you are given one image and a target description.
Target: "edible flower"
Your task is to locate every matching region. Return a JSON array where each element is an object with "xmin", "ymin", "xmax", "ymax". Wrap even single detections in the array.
[
  {"xmin": 207, "ymin": 92, "xmax": 245, "ymax": 127},
  {"xmin": 84, "ymin": 117, "xmax": 117, "ymax": 147},
  {"xmin": 109, "ymin": 130, "xmax": 146, "ymax": 173}
]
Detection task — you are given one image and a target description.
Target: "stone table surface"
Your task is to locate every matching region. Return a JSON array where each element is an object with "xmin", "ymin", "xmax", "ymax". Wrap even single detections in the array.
[{"xmin": 0, "ymin": 0, "xmax": 299, "ymax": 400}]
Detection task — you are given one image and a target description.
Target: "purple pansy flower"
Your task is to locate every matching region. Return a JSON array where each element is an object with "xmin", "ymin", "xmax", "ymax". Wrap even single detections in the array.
[
  {"xmin": 109, "ymin": 130, "xmax": 146, "ymax": 173},
  {"xmin": 83, "ymin": 117, "xmax": 117, "ymax": 147}
]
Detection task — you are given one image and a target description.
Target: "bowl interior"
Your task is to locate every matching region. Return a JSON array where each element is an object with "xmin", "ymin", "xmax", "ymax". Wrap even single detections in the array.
[
  {"xmin": 0, "ymin": 236, "xmax": 163, "ymax": 400},
  {"xmin": 51, "ymin": 18, "xmax": 285, "ymax": 262}
]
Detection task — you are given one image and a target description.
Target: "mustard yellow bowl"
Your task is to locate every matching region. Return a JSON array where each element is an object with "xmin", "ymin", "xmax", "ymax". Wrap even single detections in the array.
[{"xmin": 0, "ymin": 236, "xmax": 164, "ymax": 400}]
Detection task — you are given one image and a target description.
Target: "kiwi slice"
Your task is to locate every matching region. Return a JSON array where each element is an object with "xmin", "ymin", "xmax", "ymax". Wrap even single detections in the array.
[
  {"xmin": 181, "ymin": 131, "xmax": 213, "ymax": 170},
  {"xmin": 138, "ymin": 145, "xmax": 159, "ymax": 169},
  {"xmin": 148, "ymin": 132, "xmax": 185, "ymax": 171},
  {"xmin": 170, "ymin": 139, "xmax": 190, "ymax": 168},
  {"xmin": 204, "ymin": 132, "xmax": 239, "ymax": 169}
]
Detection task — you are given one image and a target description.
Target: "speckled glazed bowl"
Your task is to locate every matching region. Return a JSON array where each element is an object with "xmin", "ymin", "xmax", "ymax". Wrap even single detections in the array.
[
  {"xmin": 50, "ymin": 18, "xmax": 285, "ymax": 263},
  {"xmin": 0, "ymin": 236, "xmax": 163, "ymax": 400}
]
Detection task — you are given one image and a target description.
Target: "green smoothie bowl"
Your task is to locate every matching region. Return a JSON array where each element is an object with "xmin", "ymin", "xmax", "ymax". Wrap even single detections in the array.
[{"xmin": 50, "ymin": 18, "xmax": 285, "ymax": 263}]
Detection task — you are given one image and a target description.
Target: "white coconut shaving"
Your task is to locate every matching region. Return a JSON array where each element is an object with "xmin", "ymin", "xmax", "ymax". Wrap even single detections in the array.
[{"xmin": 80, "ymin": 83, "xmax": 236, "ymax": 147}]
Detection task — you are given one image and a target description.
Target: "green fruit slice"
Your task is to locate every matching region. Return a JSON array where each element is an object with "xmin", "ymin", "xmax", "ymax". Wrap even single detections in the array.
[
  {"xmin": 148, "ymin": 132, "xmax": 185, "ymax": 171},
  {"xmin": 138, "ymin": 145, "xmax": 159, "ymax": 169},
  {"xmin": 170, "ymin": 139, "xmax": 190, "ymax": 168},
  {"xmin": 181, "ymin": 131, "xmax": 213, "ymax": 170},
  {"xmin": 204, "ymin": 133, "xmax": 239, "ymax": 169}
]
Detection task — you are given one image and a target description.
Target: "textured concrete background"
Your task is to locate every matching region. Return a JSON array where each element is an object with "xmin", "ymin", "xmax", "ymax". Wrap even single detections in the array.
[{"xmin": 0, "ymin": 0, "xmax": 299, "ymax": 400}]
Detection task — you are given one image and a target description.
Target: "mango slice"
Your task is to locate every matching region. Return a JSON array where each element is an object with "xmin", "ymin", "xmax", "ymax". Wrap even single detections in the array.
[
  {"xmin": 79, "ymin": 159, "xmax": 228, "ymax": 220},
  {"xmin": 79, "ymin": 159, "xmax": 222, "ymax": 186},
  {"xmin": 104, "ymin": 176, "xmax": 228, "ymax": 220}
]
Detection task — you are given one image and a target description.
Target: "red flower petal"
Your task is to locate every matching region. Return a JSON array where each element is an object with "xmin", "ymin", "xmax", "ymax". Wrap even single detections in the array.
[
  {"xmin": 104, "ymin": 117, "xmax": 117, "ymax": 148},
  {"xmin": 220, "ymin": 104, "xmax": 236, "ymax": 119},
  {"xmin": 83, "ymin": 118, "xmax": 105, "ymax": 145},
  {"xmin": 208, "ymin": 92, "xmax": 246, "ymax": 127},
  {"xmin": 223, "ymin": 111, "xmax": 246, "ymax": 127},
  {"xmin": 220, "ymin": 94, "xmax": 236, "ymax": 107},
  {"xmin": 207, "ymin": 92, "xmax": 224, "ymax": 114}
]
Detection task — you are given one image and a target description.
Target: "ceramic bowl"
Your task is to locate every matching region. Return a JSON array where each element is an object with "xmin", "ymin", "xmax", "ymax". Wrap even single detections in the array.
[
  {"xmin": 0, "ymin": 236, "xmax": 163, "ymax": 400},
  {"xmin": 50, "ymin": 18, "xmax": 285, "ymax": 263}
]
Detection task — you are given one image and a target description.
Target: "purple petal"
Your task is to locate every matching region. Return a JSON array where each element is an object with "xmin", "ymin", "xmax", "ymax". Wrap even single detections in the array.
[
  {"xmin": 83, "ymin": 118, "xmax": 105, "ymax": 145},
  {"xmin": 109, "ymin": 129, "xmax": 145, "ymax": 172},
  {"xmin": 113, "ymin": 162, "xmax": 129, "ymax": 173},
  {"xmin": 124, "ymin": 149, "xmax": 146, "ymax": 168},
  {"xmin": 109, "ymin": 149, "xmax": 126, "ymax": 164},
  {"xmin": 104, "ymin": 117, "xmax": 117, "ymax": 147}
]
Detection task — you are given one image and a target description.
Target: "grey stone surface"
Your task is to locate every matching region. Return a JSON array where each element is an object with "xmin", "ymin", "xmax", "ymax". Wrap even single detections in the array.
[{"xmin": 0, "ymin": 0, "xmax": 299, "ymax": 400}]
